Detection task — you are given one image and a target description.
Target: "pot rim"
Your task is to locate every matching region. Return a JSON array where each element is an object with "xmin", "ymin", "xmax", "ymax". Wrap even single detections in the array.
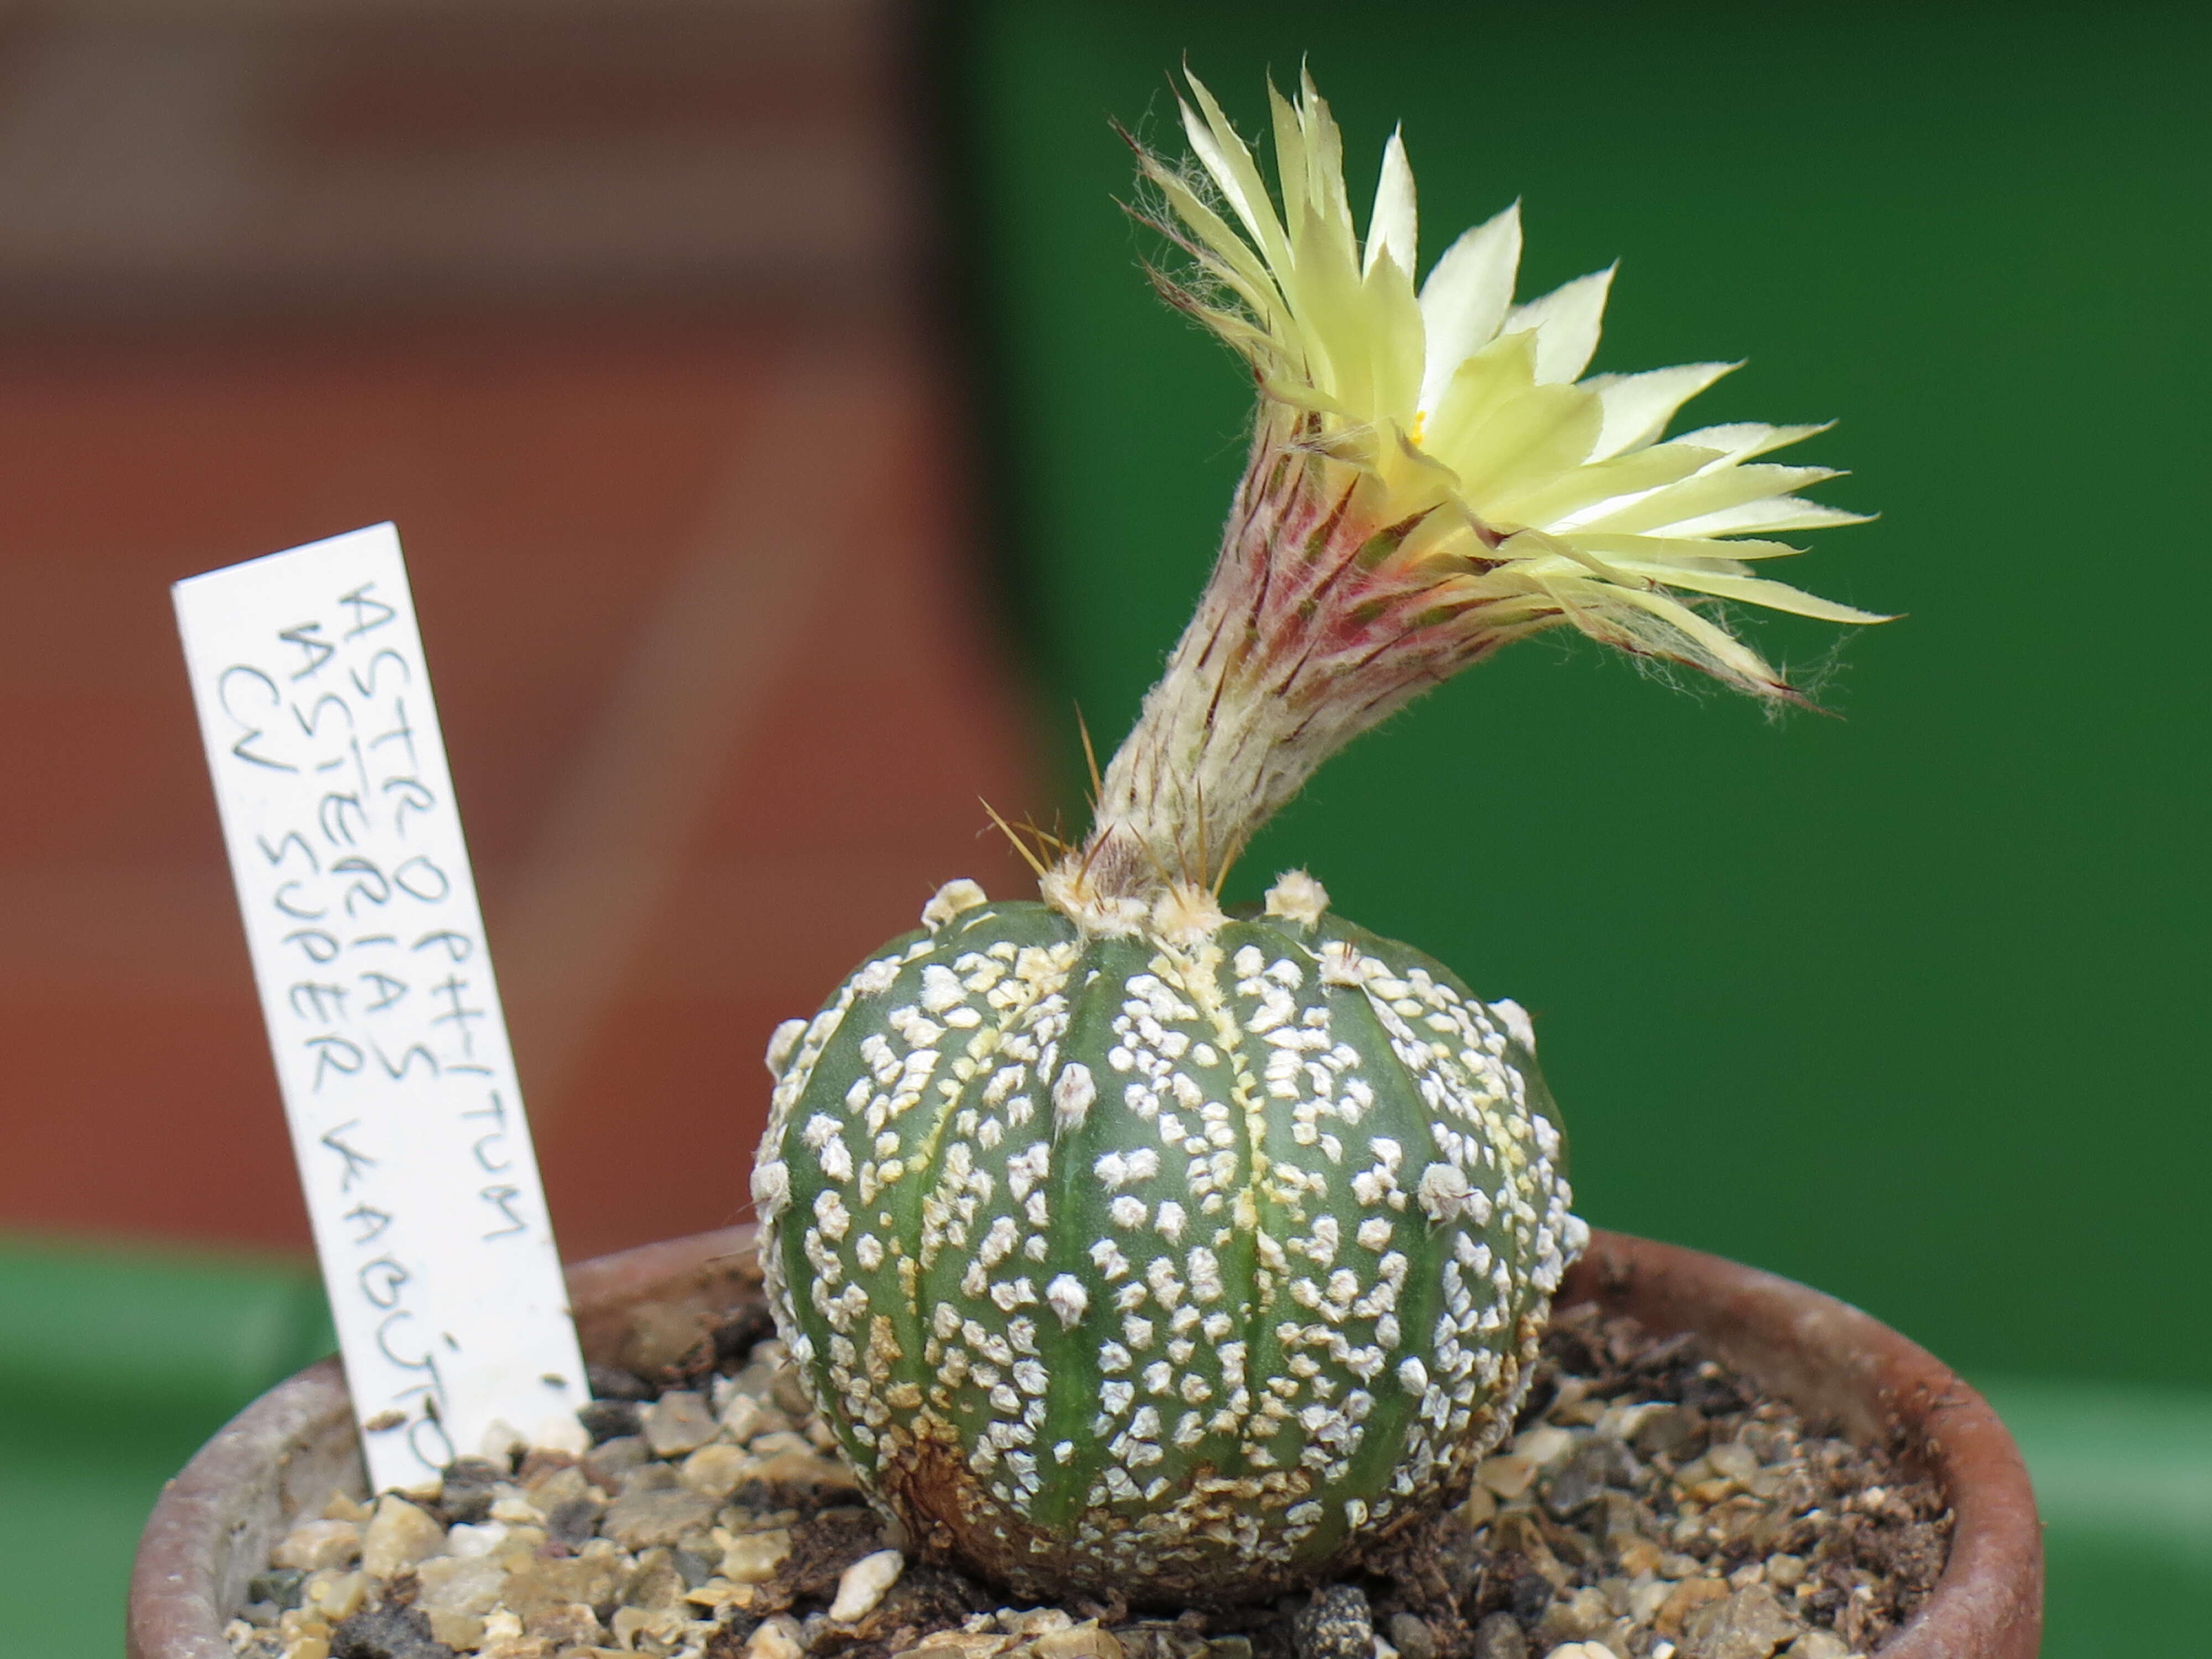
[{"xmin": 127, "ymin": 1227, "xmax": 2041, "ymax": 1659}]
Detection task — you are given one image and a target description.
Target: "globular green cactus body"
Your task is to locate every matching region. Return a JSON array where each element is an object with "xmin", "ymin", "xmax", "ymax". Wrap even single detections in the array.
[{"xmin": 752, "ymin": 877, "xmax": 1579, "ymax": 1605}]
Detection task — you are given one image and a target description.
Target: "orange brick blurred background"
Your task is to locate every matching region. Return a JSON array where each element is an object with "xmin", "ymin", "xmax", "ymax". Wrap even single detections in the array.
[{"xmin": 0, "ymin": 0, "xmax": 1043, "ymax": 1265}]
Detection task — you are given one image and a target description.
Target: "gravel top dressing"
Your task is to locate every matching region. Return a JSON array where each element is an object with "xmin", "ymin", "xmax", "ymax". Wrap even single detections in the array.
[{"xmin": 223, "ymin": 1302, "xmax": 1946, "ymax": 1659}]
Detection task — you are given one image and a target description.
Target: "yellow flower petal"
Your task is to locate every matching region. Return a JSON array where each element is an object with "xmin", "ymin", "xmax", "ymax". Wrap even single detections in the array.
[
  {"xmin": 1364, "ymin": 127, "xmax": 1418, "ymax": 280},
  {"xmin": 1582, "ymin": 362, "xmax": 1740, "ymax": 460},
  {"xmin": 1608, "ymin": 566, "xmax": 1895, "ymax": 625},
  {"xmin": 1177, "ymin": 72, "xmax": 1291, "ymax": 272},
  {"xmin": 1568, "ymin": 531, "xmax": 1811, "ymax": 564},
  {"xmin": 1488, "ymin": 442, "xmax": 1723, "ymax": 530},
  {"xmin": 1416, "ymin": 202, "xmax": 1522, "ymax": 413},
  {"xmin": 1577, "ymin": 462, "xmax": 1846, "ymax": 535},
  {"xmin": 1452, "ymin": 384, "xmax": 1604, "ymax": 508},
  {"xmin": 1503, "ymin": 266, "xmax": 1616, "ymax": 385}
]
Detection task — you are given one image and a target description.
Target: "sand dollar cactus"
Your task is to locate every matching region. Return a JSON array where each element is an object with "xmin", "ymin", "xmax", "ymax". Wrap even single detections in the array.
[{"xmin": 753, "ymin": 69, "xmax": 1876, "ymax": 1606}]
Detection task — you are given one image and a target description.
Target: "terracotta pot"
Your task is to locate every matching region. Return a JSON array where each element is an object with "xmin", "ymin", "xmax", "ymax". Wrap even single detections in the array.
[{"xmin": 128, "ymin": 1228, "xmax": 2042, "ymax": 1659}]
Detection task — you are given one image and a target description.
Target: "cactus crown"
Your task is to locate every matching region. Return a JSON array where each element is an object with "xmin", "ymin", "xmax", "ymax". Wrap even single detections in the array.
[{"xmin": 1047, "ymin": 69, "xmax": 1879, "ymax": 924}]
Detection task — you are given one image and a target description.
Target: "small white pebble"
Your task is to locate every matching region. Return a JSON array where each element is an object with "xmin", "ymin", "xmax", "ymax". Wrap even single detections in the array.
[
  {"xmin": 1510, "ymin": 1425, "xmax": 1575, "ymax": 1467},
  {"xmin": 1477, "ymin": 1454, "xmax": 1537, "ymax": 1499},
  {"xmin": 1034, "ymin": 1631, "xmax": 1137, "ymax": 1659},
  {"xmin": 828, "ymin": 1549, "xmax": 905, "ymax": 1621},
  {"xmin": 306, "ymin": 1569, "xmax": 366, "ymax": 1620},
  {"xmin": 1628, "ymin": 1582, "xmax": 1672, "ymax": 1624},
  {"xmin": 748, "ymin": 1614, "xmax": 807, "ymax": 1659},
  {"xmin": 999, "ymin": 1608, "xmax": 1075, "ymax": 1636},
  {"xmin": 1595, "ymin": 1401, "xmax": 1658, "ymax": 1441},
  {"xmin": 719, "ymin": 1528, "xmax": 794, "ymax": 1584},
  {"xmin": 360, "ymin": 1496, "xmax": 445, "ymax": 1578},
  {"xmin": 269, "ymin": 1519, "xmax": 361, "ymax": 1572},
  {"xmin": 684, "ymin": 1442, "xmax": 754, "ymax": 1501},
  {"xmin": 444, "ymin": 1521, "xmax": 507, "ymax": 1559},
  {"xmin": 645, "ymin": 1390, "xmax": 719, "ymax": 1456},
  {"xmin": 482, "ymin": 1610, "xmax": 524, "ymax": 1644},
  {"xmin": 1707, "ymin": 1440, "xmax": 1759, "ymax": 1483},
  {"xmin": 721, "ymin": 1394, "xmax": 774, "ymax": 1442},
  {"xmin": 478, "ymin": 1418, "xmax": 528, "ymax": 1460}
]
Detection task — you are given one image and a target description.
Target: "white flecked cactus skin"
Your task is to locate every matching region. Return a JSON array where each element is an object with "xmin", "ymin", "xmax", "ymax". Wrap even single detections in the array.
[{"xmin": 750, "ymin": 874, "xmax": 1584, "ymax": 1606}]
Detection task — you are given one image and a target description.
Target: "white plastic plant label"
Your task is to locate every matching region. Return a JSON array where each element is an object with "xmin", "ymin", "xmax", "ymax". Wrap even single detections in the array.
[{"xmin": 174, "ymin": 523, "xmax": 586, "ymax": 1491}]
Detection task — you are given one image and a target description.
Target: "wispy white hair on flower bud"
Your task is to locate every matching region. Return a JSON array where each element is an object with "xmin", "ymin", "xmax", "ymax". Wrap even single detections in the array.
[{"xmin": 1052, "ymin": 67, "xmax": 1886, "ymax": 907}]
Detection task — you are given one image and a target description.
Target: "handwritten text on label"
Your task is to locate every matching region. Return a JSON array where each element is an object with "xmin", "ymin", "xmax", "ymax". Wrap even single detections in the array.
[{"xmin": 175, "ymin": 524, "xmax": 585, "ymax": 1491}]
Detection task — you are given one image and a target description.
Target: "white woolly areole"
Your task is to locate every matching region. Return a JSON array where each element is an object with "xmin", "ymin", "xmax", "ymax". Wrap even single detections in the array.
[
  {"xmin": 1045, "ymin": 1274, "xmax": 1089, "ymax": 1330},
  {"xmin": 1562, "ymin": 1214, "xmax": 1592, "ymax": 1261},
  {"xmin": 1415, "ymin": 1161, "xmax": 1473, "ymax": 1223},
  {"xmin": 1150, "ymin": 881, "xmax": 1227, "ymax": 944},
  {"xmin": 1052, "ymin": 1061, "xmax": 1097, "ymax": 1136},
  {"xmin": 1317, "ymin": 938, "xmax": 1371, "ymax": 988},
  {"xmin": 1263, "ymin": 869, "xmax": 1331, "ymax": 926},
  {"xmin": 850, "ymin": 958, "xmax": 900, "ymax": 995},
  {"xmin": 750, "ymin": 1157, "xmax": 789, "ymax": 1222},
  {"xmin": 922, "ymin": 877, "xmax": 988, "ymax": 930},
  {"xmin": 1038, "ymin": 865, "xmax": 1149, "ymax": 937},
  {"xmin": 1491, "ymin": 997, "xmax": 1538, "ymax": 1053},
  {"xmin": 764, "ymin": 1017, "xmax": 806, "ymax": 1077}
]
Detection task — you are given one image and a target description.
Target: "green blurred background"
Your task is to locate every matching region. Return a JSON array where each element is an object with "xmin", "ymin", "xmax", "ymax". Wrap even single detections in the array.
[{"xmin": 6, "ymin": 3, "xmax": 2206, "ymax": 1656}]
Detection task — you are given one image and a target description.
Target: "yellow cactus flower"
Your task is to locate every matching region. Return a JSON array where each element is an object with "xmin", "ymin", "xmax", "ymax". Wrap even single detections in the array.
[{"xmin": 1055, "ymin": 69, "xmax": 1884, "ymax": 912}]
